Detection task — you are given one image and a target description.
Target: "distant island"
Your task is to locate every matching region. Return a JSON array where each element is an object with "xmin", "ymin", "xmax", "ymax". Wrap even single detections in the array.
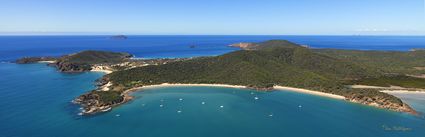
[
  {"xmin": 17, "ymin": 40, "xmax": 425, "ymax": 115},
  {"xmin": 110, "ymin": 35, "xmax": 128, "ymax": 40}
]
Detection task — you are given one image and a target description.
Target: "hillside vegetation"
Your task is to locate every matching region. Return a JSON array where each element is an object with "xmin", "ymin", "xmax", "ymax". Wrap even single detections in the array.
[
  {"xmin": 57, "ymin": 50, "xmax": 132, "ymax": 64},
  {"xmin": 107, "ymin": 40, "xmax": 378, "ymax": 91},
  {"xmin": 52, "ymin": 50, "xmax": 132, "ymax": 72},
  {"xmin": 314, "ymin": 49, "xmax": 425, "ymax": 75},
  {"xmin": 353, "ymin": 75, "xmax": 425, "ymax": 89}
]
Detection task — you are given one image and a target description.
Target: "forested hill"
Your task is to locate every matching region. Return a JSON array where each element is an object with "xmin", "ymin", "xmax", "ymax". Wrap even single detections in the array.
[
  {"xmin": 314, "ymin": 49, "xmax": 425, "ymax": 75},
  {"xmin": 16, "ymin": 50, "xmax": 133, "ymax": 72},
  {"xmin": 106, "ymin": 40, "xmax": 380, "ymax": 90},
  {"xmin": 57, "ymin": 50, "xmax": 132, "ymax": 64},
  {"xmin": 52, "ymin": 50, "xmax": 132, "ymax": 72}
]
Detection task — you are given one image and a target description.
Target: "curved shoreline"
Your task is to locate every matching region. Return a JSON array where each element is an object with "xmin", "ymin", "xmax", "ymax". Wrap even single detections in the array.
[
  {"xmin": 90, "ymin": 69, "xmax": 113, "ymax": 74},
  {"xmin": 141, "ymin": 83, "xmax": 245, "ymax": 89},
  {"xmin": 96, "ymin": 83, "xmax": 346, "ymax": 115},
  {"xmin": 123, "ymin": 83, "xmax": 345, "ymax": 100},
  {"xmin": 82, "ymin": 83, "xmax": 417, "ymax": 115},
  {"xmin": 118, "ymin": 84, "xmax": 421, "ymax": 115},
  {"xmin": 274, "ymin": 86, "xmax": 345, "ymax": 100}
]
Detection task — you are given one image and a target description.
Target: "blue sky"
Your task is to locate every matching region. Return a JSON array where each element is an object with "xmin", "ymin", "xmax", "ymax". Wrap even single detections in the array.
[{"xmin": 0, "ymin": 0, "xmax": 424, "ymax": 35}]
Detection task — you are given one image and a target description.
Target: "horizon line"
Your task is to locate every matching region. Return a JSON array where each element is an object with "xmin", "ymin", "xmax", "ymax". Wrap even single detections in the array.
[{"xmin": 0, "ymin": 34, "xmax": 424, "ymax": 36}]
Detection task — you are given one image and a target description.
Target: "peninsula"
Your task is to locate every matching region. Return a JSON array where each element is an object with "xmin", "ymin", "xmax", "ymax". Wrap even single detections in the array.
[{"xmin": 17, "ymin": 40, "xmax": 425, "ymax": 115}]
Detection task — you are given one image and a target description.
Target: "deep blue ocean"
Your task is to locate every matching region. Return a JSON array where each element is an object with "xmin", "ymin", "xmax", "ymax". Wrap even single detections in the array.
[
  {"xmin": 1, "ymin": 35, "xmax": 425, "ymax": 61},
  {"xmin": 1, "ymin": 36, "xmax": 425, "ymax": 137}
]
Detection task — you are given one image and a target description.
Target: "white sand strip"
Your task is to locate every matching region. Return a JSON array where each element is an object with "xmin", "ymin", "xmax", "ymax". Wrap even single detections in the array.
[
  {"xmin": 141, "ymin": 83, "xmax": 246, "ymax": 89},
  {"xmin": 136, "ymin": 83, "xmax": 345, "ymax": 100},
  {"xmin": 274, "ymin": 86, "xmax": 345, "ymax": 100}
]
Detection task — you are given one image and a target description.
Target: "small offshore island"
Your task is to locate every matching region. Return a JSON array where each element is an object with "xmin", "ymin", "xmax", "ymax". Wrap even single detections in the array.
[{"xmin": 16, "ymin": 40, "xmax": 425, "ymax": 115}]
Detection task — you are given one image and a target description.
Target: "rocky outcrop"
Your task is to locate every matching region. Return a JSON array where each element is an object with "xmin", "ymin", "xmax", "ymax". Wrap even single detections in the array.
[
  {"xmin": 73, "ymin": 76, "xmax": 130, "ymax": 115},
  {"xmin": 16, "ymin": 56, "xmax": 93, "ymax": 72},
  {"xmin": 73, "ymin": 90, "xmax": 126, "ymax": 115},
  {"xmin": 50, "ymin": 61, "xmax": 92, "ymax": 72},
  {"xmin": 345, "ymin": 93, "xmax": 417, "ymax": 115}
]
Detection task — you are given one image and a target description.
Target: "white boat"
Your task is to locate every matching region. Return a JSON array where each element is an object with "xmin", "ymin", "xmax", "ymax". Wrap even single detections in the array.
[{"xmin": 102, "ymin": 107, "xmax": 112, "ymax": 112}]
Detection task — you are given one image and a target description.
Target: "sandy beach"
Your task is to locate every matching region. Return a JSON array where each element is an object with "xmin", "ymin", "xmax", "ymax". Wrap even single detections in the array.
[
  {"xmin": 274, "ymin": 86, "xmax": 346, "ymax": 100},
  {"xmin": 131, "ymin": 83, "xmax": 345, "ymax": 100},
  {"xmin": 380, "ymin": 90, "xmax": 425, "ymax": 94},
  {"xmin": 91, "ymin": 65, "xmax": 114, "ymax": 74},
  {"xmin": 91, "ymin": 69, "xmax": 113, "ymax": 74},
  {"xmin": 349, "ymin": 85, "xmax": 406, "ymax": 90},
  {"xmin": 37, "ymin": 61, "xmax": 55, "ymax": 63},
  {"xmin": 141, "ymin": 83, "xmax": 246, "ymax": 89}
]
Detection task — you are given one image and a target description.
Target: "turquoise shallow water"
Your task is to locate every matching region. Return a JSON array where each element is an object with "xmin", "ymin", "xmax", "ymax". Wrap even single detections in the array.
[{"xmin": 1, "ymin": 63, "xmax": 425, "ymax": 137}]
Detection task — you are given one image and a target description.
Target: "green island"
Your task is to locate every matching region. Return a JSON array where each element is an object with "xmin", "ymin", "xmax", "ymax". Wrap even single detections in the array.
[{"xmin": 17, "ymin": 40, "xmax": 425, "ymax": 115}]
